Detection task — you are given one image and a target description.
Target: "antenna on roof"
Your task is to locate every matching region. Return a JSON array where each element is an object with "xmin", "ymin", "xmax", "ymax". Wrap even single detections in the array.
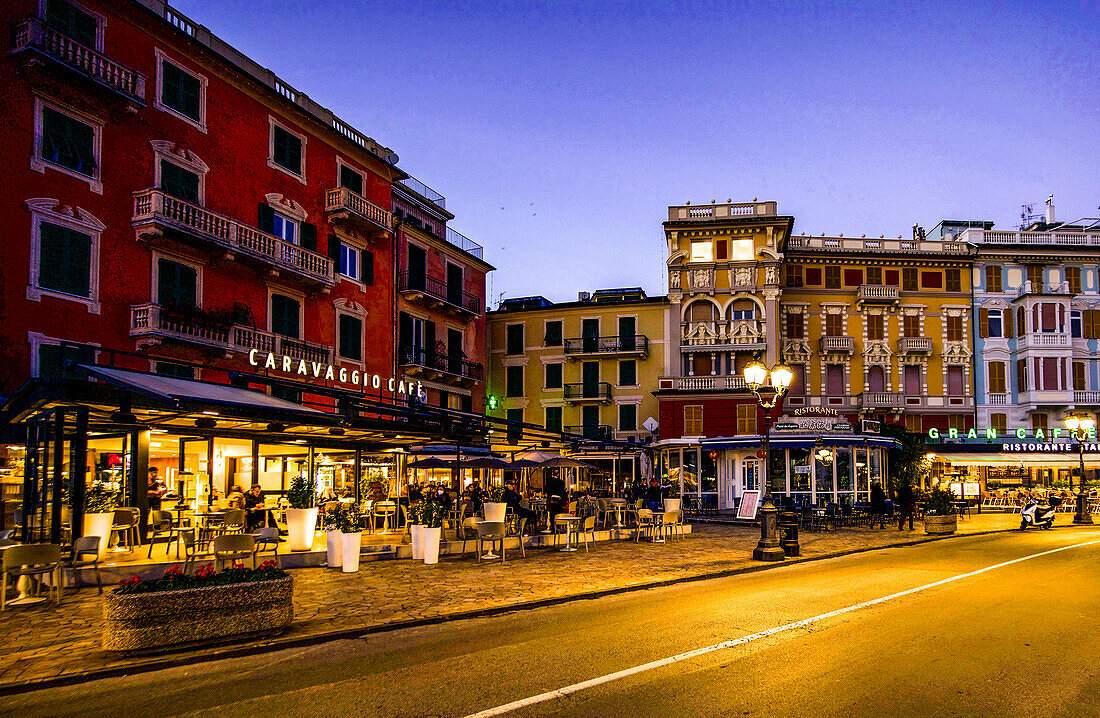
[{"xmin": 1019, "ymin": 201, "xmax": 1043, "ymax": 230}]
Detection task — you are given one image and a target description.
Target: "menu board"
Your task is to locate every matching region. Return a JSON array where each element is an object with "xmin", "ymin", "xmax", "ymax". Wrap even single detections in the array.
[{"xmin": 737, "ymin": 490, "xmax": 761, "ymax": 520}]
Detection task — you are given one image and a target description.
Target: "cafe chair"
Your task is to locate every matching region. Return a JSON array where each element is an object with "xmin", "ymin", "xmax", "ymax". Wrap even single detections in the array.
[
  {"xmin": 111, "ymin": 508, "xmax": 141, "ymax": 550},
  {"xmin": 64, "ymin": 536, "xmax": 103, "ymax": 594},
  {"xmin": 147, "ymin": 510, "xmax": 182, "ymax": 559},
  {"xmin": 662, "ymin": 510, "xmax": 683, "ymax": 541},
  {"xmin": 475, "ymin": 521, "xmax": 506, "ymax": 564},
  {"xmin": 633, "ymin": 509, "xmax": 655, "ymax": 543},
  {"xmin": 221, "ymin": 509, "xmax": 246, "ymax": 534},
  {"xmin": 181, "ymin": 530, "xmax": 215, "ymax": 575},
  {"xmin": 579, "ymin": 515, "xmax": 597, "ymax": 553},
  {"xmin": 213, "ymin": 534, "xmax": 258, "ymax": 571},
  {"xmin": 2, "ymin": 543, "xmax": 63, "ymax": 610},
  {"xmin": 507, "ymin": 517, "xmax": 528, "ymax": 558},
  {"xmin": 595, "ymin": 499, "xmax": 613, "ymax": 528},
  {"xmin": 252, "ymin": 527, "xmax": 280, "ymax": 559},
  {"xmin": 458, "ymin": 516, "xmax": 479, "ymax": 555}
]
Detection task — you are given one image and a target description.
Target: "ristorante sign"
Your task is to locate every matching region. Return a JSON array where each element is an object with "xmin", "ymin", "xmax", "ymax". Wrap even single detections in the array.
[{"xmin": 248, "ymin": 349, "xmax": 425, "ymax": 398}]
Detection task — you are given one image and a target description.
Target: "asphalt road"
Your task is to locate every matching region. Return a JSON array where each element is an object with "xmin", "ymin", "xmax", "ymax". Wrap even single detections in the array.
[{"xmin": 5, "ymin": 527, "xmax": 1099, "ymax": 718}]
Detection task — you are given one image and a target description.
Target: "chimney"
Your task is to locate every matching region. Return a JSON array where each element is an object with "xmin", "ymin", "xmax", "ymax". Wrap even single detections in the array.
[{"xmin": 1045, "ymin": 195, "xmax": 1055, "ymax": 224}]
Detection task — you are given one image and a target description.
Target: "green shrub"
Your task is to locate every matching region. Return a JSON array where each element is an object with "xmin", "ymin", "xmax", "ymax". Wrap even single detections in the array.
[
  {"xmin": 286, "ymin": 476, "xmax": 316, "ymax": 509},
  {"xmin": 84, "ymin": 482, "xmax": 120, "ymax": 513},
  {"xmin": 924, "ymin": 485, "xmax": 957, "ymax": 516},
  {"xmin": 334, "ymin": 503, "xmax": 363, "ymax": 534}
]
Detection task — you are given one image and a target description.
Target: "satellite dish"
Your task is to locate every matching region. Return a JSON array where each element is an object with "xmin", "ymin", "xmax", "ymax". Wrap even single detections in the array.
[{"xmin": 384, "ymin": 152, "xmax": 399, "ymax": 166}]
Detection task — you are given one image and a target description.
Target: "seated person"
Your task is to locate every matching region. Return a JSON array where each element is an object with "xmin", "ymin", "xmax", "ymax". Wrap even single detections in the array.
[
  {"xmin": 225, "ymin": 484, "xmax": 246, "ymax": 510},
  {"xmin": 502, "ymin": 478, "xmax": 538, "ymax": 531},
  {"xmin": 242, "ymin": 483, "xmax": 281, "ymax": 532}
]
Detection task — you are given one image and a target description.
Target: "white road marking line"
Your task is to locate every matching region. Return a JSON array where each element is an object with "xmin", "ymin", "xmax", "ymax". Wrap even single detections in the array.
[{"xmin": 464, "ymin": 538, "xmax": 1100, "ymax": 718}]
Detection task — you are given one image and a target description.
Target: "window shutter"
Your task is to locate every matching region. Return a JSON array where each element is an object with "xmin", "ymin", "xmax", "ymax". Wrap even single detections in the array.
[
  {"xmin": 1085, "ymin": 310, "xmax": 1095, "ymax": 339},
  {"xmin": 978, "ymin": 308, "xmax": 989, "ymax": 338},
  {"xmin": 361, "ymin": 249, "xmax": 374, "ymax": 286},
  {"xmin": 326, "ymin": 233, "xmax": 341, "ymax": 266},
  {"xmin": 1004, "ymin": 308, "xmax": 1014, "ymax": 338},
  {"xmin": 300, "ymin": 222, "xmax": 317, "ymax": 252},
  {"xmin": 258, "ymin": 204, "xmax": 275, "ymax": 234}
]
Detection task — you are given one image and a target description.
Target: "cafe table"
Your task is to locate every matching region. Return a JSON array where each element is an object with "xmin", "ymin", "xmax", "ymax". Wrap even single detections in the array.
[
  {"xmin": 553, "ymin": 514, "xmax": 580, "ymax": 552},
  {"xmin": 609, "ymin": 499, "xmax": 628, "ymax": 528}
]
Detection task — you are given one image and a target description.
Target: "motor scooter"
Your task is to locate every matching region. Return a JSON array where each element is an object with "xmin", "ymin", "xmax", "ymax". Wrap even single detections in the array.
[{"xmin": 1020, "ymin": 495, "xmax": 1062, "ymax": 530}]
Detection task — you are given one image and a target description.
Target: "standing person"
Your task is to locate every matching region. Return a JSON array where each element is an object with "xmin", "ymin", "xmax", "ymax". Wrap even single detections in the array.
[
  {"xmin": 896, "ymin": 479, "xmax": 915, "ymax": 531},
  {"xmin": 870, "ymin": 480, "xmax": 888, "ymax": 529},
  {"xmin": 146, "ymin": 467, "xmax": 165, "ymax": 511},
  {"xmin": 645, "ymin": 478, "xmax": 664, "ymax": 511}
]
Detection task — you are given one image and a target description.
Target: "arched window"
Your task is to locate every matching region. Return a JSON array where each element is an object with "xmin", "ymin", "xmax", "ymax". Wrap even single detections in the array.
[
  {"xmin": 867, "ymin": 365, "xmax": 885, "ymax": 393},
  {"xmin": 687, "ymin": 301, "xmax": 717, "ymax": 323},
  {"xmin": 730, "ymin": 299, "xmax": 756, "ymax": 321}
]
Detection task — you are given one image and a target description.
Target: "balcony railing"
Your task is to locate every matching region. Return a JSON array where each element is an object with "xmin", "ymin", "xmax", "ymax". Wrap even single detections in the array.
[
  {"xmin": 857, "ymin": 285, "xmax": 899, "ymax": 303},
  {"xmin": 563, "ymin": 382, "xmax": 612, "ymax": 402},
  {"xmin": 11, "ymin": 16, "xmax": 146, "ymax": 103},
  {"xmin": 819, "ymin": 336, "xmax": 855, "ymax": 354},
  {"xmin": 397, "ymin": 176, "xmax": 446, "ymax": 207},
  {"xmin": 1074, "ymin": 390, "xmax": 1100, "ymax": 404},
  {"xmin": 898, "ymin": 337, "xmax": 934, "ymax": 354},
  {"xmin": 987, "ymin": 393, "xmax": 1009, "ymax": 406},
  {"xmin": 1020, "ymin": 333, "xmax": 1070, "ymax": 348},
  {"xmin": 962, "ymin": 228, "xmax": 1100, "ymax": 246},
  {"xmin": 563, "ymin": 335, "xmax": 649, "ymax": 356},
  {"xmin": 667, "ymin": 200, "xmax": 777, "ymax": 221},
  {"xmin": 398, "ymin": 346, "xmax": 483, "ymax": 382},
  {"xmin": 397, "ymin": 271, "xmax": 481, "ymax": 316},
  {"xmin": 786, "ymin": 235, "xmax": 971, "ymax": 254},
  {"xmin": 565, "ymin": 425, "xmax": 613, "ymax": 442},
  {"xmin": 133, "ymin": 189, "xmax": 335, "ymax": 285},
  {"xmin": 858, "ymin": 392, "xmax": 903, "ymax": 409},
  {"xmin": 656, "ymin": 376, "xmax": 760, "ymax": 392},
  {"xmin": 1015, "ymin": 280, "xmax": 1071, "ymax": 297},
  {"xmin": 445, "ymin": 227, "xmax": 484, "ymax": 260},
  {"xmin": 131, "ymin": 303, "xmax": 332, "ymax": 362},
  {"xmin": 324, "ymin": 187, "xmax": 392, "ymax": 233}
]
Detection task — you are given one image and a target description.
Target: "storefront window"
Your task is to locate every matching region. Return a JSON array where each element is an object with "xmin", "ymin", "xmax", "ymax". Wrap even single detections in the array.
[
  {"xmin": 789, "ymin": 447, "xmax": 810, "ymax": 495},
  {"xmin": 836, "ymin": 447, "xmax": 852, "ymax": 497},
  {"xmin": 682, "ymin": 448, "xmax": 698, "ymax": 499},
  {"xmin": 701, "ymin": 450, "xmax": 717, "ymax": 495},
  {"xmin": 769, "ymin": 448, "xmax": 785, "ymax": 493},
  {"xmin": 814, "ymin": 451, "xmax": 834, "ymax": 504}
]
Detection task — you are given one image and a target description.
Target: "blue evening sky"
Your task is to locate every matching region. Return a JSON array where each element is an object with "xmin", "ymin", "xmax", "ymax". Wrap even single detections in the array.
[{"xmin": 172, "ymin": 1, "xmax": 1099, "ymax": 306}]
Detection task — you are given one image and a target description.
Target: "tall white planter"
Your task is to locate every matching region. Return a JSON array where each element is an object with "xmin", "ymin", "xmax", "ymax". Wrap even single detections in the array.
[
  {"xmin": 483, "ymin": 502, "xmax": 507, "ymax": 523},
  {"xmin": 422, "ymin": 526, "xmax": 441, "ymax": 565},
  {"xmin": 663, "ymin": 498, "xmax": 681, "ymax": 514},
  {"xmin": 341, "ymin": 531, "xmax": 362, "ymax": 572},
  {"xmin": 326, "ymin": 530, "xmax": 343, "ymax": 568},
  {"xmin": 411, "ymin": 524, "xmax": 425, "ymax": 560},
  {"xmin": 83, "ymin": 512, "xmax": 114, "ymax": 560},
  {"xmin": 286, "ymin": 507, "xmax": 318, "ymax": 552}
]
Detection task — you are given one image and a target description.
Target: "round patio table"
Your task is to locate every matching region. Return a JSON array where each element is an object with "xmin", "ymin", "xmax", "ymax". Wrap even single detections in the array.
[
  {"xmin": 554, "ymin": 514, "xmax": 580, "ymax": 552},
  {"xmin": 609, "ymin": 499, "xmax": 628, "ymax": 528}
]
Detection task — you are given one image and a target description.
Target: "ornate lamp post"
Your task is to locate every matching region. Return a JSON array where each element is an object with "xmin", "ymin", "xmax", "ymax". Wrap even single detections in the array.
[
  {"xmin": 1063, "ymin": 413, "xmax": 1095, "ymax": 525},
  {"xmin": 743, "ymin": 358, "xmax": 793, "ymax": 561}
]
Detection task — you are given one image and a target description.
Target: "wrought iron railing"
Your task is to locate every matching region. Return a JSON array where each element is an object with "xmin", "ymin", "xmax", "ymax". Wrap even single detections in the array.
[
  {"xmin": 397, "ymin": 271, "xmax": 481, "ymax": 315},
  {"xmin": 398, "ymin": 346, "xmax": 483, "ymax": 381},
  {"xmin": 563, "ymin": 335, "xmax": 649, "ymax": 355},
  {"xmin": 563, "ymin": 382, "xmax": 612, "ymax": 401}
]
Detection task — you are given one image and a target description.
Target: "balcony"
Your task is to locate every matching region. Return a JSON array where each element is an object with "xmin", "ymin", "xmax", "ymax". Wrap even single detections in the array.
[
  {"xmin": 132, "ymin": 190, "xmax": 335, "ymax": 287},
  {"xmin": 903, "ymin": 395, "xmax": 975, "ymax": 410},
  {"xmin": 131, "ymin": 303, "xmax": 332, "ymax": 362},
  {"xmin": 1014, "ymin": 280, "xmax": 1071, "ymax": 298},
  {"xmin": 897, "ymin": 337, "xmax": 934, "ymax": 355},
  {"xmin": 398, "ymin": 346, "xmax": 483, "ymax": 386},
  {"xmin": 987, "ymin": 393, "xmax": 1009, "ymax": 406},
  {"xmin": 397, "ymin": 272, "xmax": 481, "ymax": 318},
  {"xmin": 563, "ymin": 382, "xmax": 612, "ymax": 403},
  {"xmin": 1019, "ymin": 333, "xmax": 1070, "ymax": 349},
  {"xmin": 656, "ymin": 376, "xmax": 758, "ymax": 392},
  {"xmin": 786, "ymin": 235, "xmax": 971, "ymax": 255},
  {"xmin": 819, "ymin": 336, "xmax": 855, "ymax": 355},
  {"xmin": 1074, "ymin": 390, "xmax": 1100, "ymax": 404},
  {"xmin": 856, "ymin": 285, "xmax": 899, "ymax": 306},
  {"xmin": 962, "ymin": 228, "xmax": 1100, "ymax": 247},
  {"xmin": 564, "ymin": 335, "xmax": 649, "ymax": 358},
  {"xmin": 858, "ymin": 392, "xmax": 904, "ymax": 409},
  {"xmin": 565, "ymin": 425, "xmax": 614, "ymax": 442},
  {"xmin": 324, "ymin": 187, "xmax": 392, "ymax": 238},
  {"xmin": 10, "ymin": 16, "xmax": 146, "ymax": 105},
  {"xmin": 681, "ymin": 321, "xmax": 765, "ymax": 351}
]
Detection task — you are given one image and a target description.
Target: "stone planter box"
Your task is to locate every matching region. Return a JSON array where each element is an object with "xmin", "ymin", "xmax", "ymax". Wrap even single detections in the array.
[
  {"xmin": 924, "ymin": 514, "xmax": 957, "ymax": 535},
  {"xmin": 103, "ymin": 576, "xmax": 293, "ymax": 653}
]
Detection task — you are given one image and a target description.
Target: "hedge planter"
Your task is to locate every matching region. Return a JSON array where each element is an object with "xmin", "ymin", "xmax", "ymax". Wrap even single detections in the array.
[
  {"xmin": 924, "ymin": 514, "xmax": 958, "ymax": 535},
  {"xmin": 103, "ymin": 576, "xmax": 293, "ymax": 653}
]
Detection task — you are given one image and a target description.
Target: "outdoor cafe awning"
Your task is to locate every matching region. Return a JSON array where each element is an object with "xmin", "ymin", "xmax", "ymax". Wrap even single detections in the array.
[{"xmin": 931, "ymin": 451, "xmax": 1100, "ymax": 469}]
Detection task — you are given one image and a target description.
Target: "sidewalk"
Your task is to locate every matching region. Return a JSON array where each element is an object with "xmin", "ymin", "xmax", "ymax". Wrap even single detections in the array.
[{"xmin": 0, "ymin": 513, "xmax": 1031, "ymax": 693}]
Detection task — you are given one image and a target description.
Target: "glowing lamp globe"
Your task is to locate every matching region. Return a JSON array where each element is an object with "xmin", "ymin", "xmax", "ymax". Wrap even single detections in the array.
[
  {"xmin": 743, "ymin": 360, "xmax": 768, "ymax": 388},
  {"xmin": 770, "ymin": 363, "xmax": 794, "ymax": 391}
]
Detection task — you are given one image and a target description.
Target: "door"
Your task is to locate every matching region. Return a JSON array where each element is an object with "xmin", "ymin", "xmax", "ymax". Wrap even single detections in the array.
[
  {"xmin": 399, "ymin": 312, "xmax": 425, "ymax": 365},
  {"xmin": 407, "ymin": 244, "xmax": 426, "ymax": 291},
  {"xmin": 618, "ymin": 316, "xmax": 636, "ymax": 351},
  {"xmin": 447, "ymin": 329, "xmax": 463, "ymax": 375},
  {"xmin": 446, "ymin": 263, "xmax": 463, "ymax": 307},
  {"xmin": 582, "ymin": 318, "xmax": 599, "ymax": 352},
  {"xmin": 582, "ymin": 361, "xmax": 599, "ymax": 398},
  {"xmin": 581, "ymin": 405, "xmax": 600, "ymax": 439}
]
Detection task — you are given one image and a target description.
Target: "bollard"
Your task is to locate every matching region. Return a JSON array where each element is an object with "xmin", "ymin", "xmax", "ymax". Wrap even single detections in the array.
[{"xmin": 777, "ymin": 511, "xmax": 800, "ymax": 557}]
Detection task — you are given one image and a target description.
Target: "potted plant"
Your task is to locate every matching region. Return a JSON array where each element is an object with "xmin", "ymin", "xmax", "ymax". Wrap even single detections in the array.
[
  {"xmin": 84, "ymin": 481, "xmax": 119, "ymax": 559},
  {"xmin": 285, "ymin": 477, "xmax": 317, "ymax": 551},
  {"xmin": 923, "ymin": 485, "xmax": 958, "ymax": 535},
  {"xmin": 321, "ymin": 504, "xmax": 342, "ymax": 568},
  {"xmin": 421, "ymin": 500, "xmax": 445, "ymax": 565},
  {"xmin": 407, "ymin": 501, "xmax": 425, "ymax": 560},
  {"xmin": 103, "ymin": 561, "xmax": 292, "ymax": 652},
  {"xmin": 483, "ymin": 484, "xmax": 507, "ymax": 523},
  {"xmin": 336, "ymin": 503, "xmax": 363, "ymax": 573}
]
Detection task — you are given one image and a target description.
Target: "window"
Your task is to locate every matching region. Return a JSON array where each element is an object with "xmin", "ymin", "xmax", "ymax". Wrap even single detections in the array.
[
  {"xmin": 268, "ymin": 119, "xmax": 305, "ymax": 180},
  {"xmin": 844, "ymin": 269, "xmax": 863, "ymax": 287},
  {"xmin": 1042, "ymin": 357, "xmax": 1059, "ymax": 390},
  {"xmin": 885, "ymin": 269, "xmax": 900, "ymax": 286},
  {"xmin": 947, "ymin": 367, "xmax": 965, "ymax": 396},
  {"xmin": 1067, "ymin": 267, "xmax": 1082, "ymax": 294},
  {"xmin": 902, "ymin": 268, "xmax": 918, "ymax": 291},
  {"xmin": 360, "ymin": 249, "xmax": 374, "ymax": 286},
  {"xmin": 1017, "ymin": 359, "xmax": 1027, "ymax": 392},
  {"xmin": 904, "ymin": 365, "xmax": 921, "ymax": 395},
  {"xmin": 684, "ymin": 405, "xmax": 703, "ymax": 436},
  {"xmin": 619, "ymin": 404, "xmax": 637, "ymax": 432},
  {"xmin": 38, "ymin": 222, "xmax": 92, "ymax": 299},
  {"xmin": 155, "ymin": 362, "xmax": 194, "ymax": 379},
  {"xmin": 156, "ymin": 258, "xmax": 197, "ymax": 307},
  {"xmin": 1027, "ymin": 265, "xmax": 1043, "ymax": 290},
  {"xmin": 805, "ymin": 267, "xmax": 822, "ymax": 286},
  {"xmin": 545, "ymin": 363, "xmax": 563, "ymax": 389},
  {"xmin": 1084, "ymin": 310, "xmax": 1100, "ymax": 339},
  {"xmin": 825, "ymin": 314, "xmax": 843, "ymax": 336},
  {"xmin": 985, "ymin": 265, "xmax": 1002, "ymax": 293},
  {"xmin": 689, "ymin": 240, "xmax": 713, "ymax": 262},
  {"xmin": 39, "ymin": 106, "xmax": 97, "ymax": 179},
  {"xmin": 729, "ymin": 300, "xmax": 755, "ymax": 321},
  {"xmin": 921, "ymin": 271, "xmax": 942, "ymax": 289},
  {"xmin": 544, "ymin": 321, "xmax": 562, "ymax": 346},
  {"xmin": 824, "ymin": 266, "xmax": 841, "ymax": 289},
  {"xmin": 790, "ymin": 364, "xmax": 806, "ymax": 395},
  {"xmin": 619, "ymin": 360, "xmax": 637, "ymax": 386},
  {"xmin": 261, "ymin": 209, "xmax": 297, "ymax": 245},
  {"xmin": 714, "ymin": 240, "xmax": 727, "ymax": 261},
  {"xmin": 339, "ymin": 244, "xmax": 359, "ymax": 281},
  {"xmin": 867, "ymin": 365, "xmax": 885, "ymax": 393},
  {"xmin": 948, "ymin": 414, "xmax": 966, "ymax": 432},
  {"xmin": 903, "ymin": 314, "xmax": 920, "ymax": 338},
  {"xmin": 506, "ymin": 409, "xmax": 524, "ymax": 441},
  {"xmin": 159, "ymin": 59, "xmax": 202, "ymax": 124},
  {"xmin": 1074, "ymin": 362, "xmax": 1087, "ymax": 391},
  {"xmin": 338, "ymin": 314, "xmax": 362, "ymax": 361},
  {"xmin": 946, "ymin": 315, "xmax": 963, "ymax": 341},
  {"xmin": 826, "ymin": 364, "xmax": 844, "ymax": 395},
  {"xmin": 45, "ymin": 0, "xmax": 99, "ymax": 48},
  {"xmin": 1032, "ymin": 413, "xmax": 1048, "ymax": 432},
  {"xmin": 506, "ymin": 365, "xmax": 523, "ymax": 397},
  {"xmin": 1072, "ymin": 311, "xmax": 1082, "ymax": 338},
  {"xmin": 786, "ymin": 313, "xmax": 804, "ymax": 339},
  {"xmin": 729, "ymin": 239, "xmax": 754, "ymax": 260},
  {"xmin": 945, "ymin": 268, "xmax": 961, "ymax": 292},
  {"xmin": 339, "ymin": 164, "xmax": 364, "ymax": 195},
  {"xmin": 37, "ymin": 341, "xmax": 95, "ymax": 379},
  {"xmin": 988, "ymin": 362, "xmax": 1006, "ymax": 394},
  {"xmin": 785, "ymin": 265, "xmax": 803, "ymax": 287},
  {"xmin": 270, "ymin": 294, "xmax": 300, "ymax": 338},
  {"xmin": 867, "ymin": 314, "xmax": 884, "ymax": 340},
  {"xmin": 979, "ymin": 308, "xmax": 1003, "ymax": 338},
  {"xmin": 159, "ymin": 160, "xmax": 199, "ymax": 204},
  {"xmin": 1017, "ymin": 306, "xmax": 1026, "ymax": 337},
  {"xmin": 991, "ymin": 413, "xmax": 1008, "ymax": 435},
  {"xmin": 866, "ymin": 267, "xmax": 882, "ymax": 285},
  {"xmin": 544, "ymin": 406, "xmax": 562, "ymax": 433},
  {"xmin": 506, "ymin": 324, "xmax": 524, "ymax": 355},
  {"xmin": 736, "ymin": 404, "xmax": 757, "ymax": 435}
]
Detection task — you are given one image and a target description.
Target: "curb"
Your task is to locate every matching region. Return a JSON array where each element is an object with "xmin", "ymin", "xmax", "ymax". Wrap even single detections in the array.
[{"xmin": 0, "ymin": 524, "xmax": 1035, "ymax": 696}]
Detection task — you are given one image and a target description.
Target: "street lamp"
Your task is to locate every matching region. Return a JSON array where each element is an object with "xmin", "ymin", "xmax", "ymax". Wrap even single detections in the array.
[
  {"xmin": 743, "ymin": 358, "xmax": 793, "ymax": 561},
  {"xmin": 1063, "ymin": 412, "xmax": 1095, "ymax": 525}
]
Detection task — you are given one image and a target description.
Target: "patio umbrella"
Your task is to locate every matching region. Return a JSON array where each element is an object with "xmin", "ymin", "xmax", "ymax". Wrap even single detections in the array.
[
  {"xmin": 407, "ymin": 457, "xmax": 455, "ymax": 469},
  {"xmin": 539, "ymin": 456, "xmax": 597, "ymax": 469},
  {"xmin": 463, "ymin": 457, "xmax": 511, "ymax": 469},
  {"xmin": 514, "ymin": 450, "xmax": 560, "ymax": 463},
  {"xmin": 506, "ymin": 458, "xmax": 544, "ymax": 469}
]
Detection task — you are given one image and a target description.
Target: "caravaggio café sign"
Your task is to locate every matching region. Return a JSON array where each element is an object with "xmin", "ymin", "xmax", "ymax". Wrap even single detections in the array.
[{"xmin": 248, "ymin": 349, "xmax": 426, "ymax": 399}]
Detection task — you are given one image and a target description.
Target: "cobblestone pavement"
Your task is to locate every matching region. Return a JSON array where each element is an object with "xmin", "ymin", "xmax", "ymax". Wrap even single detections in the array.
[{"xmin": 0, "ymin": 513, "xmax": 1030, "ymax": 692}]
